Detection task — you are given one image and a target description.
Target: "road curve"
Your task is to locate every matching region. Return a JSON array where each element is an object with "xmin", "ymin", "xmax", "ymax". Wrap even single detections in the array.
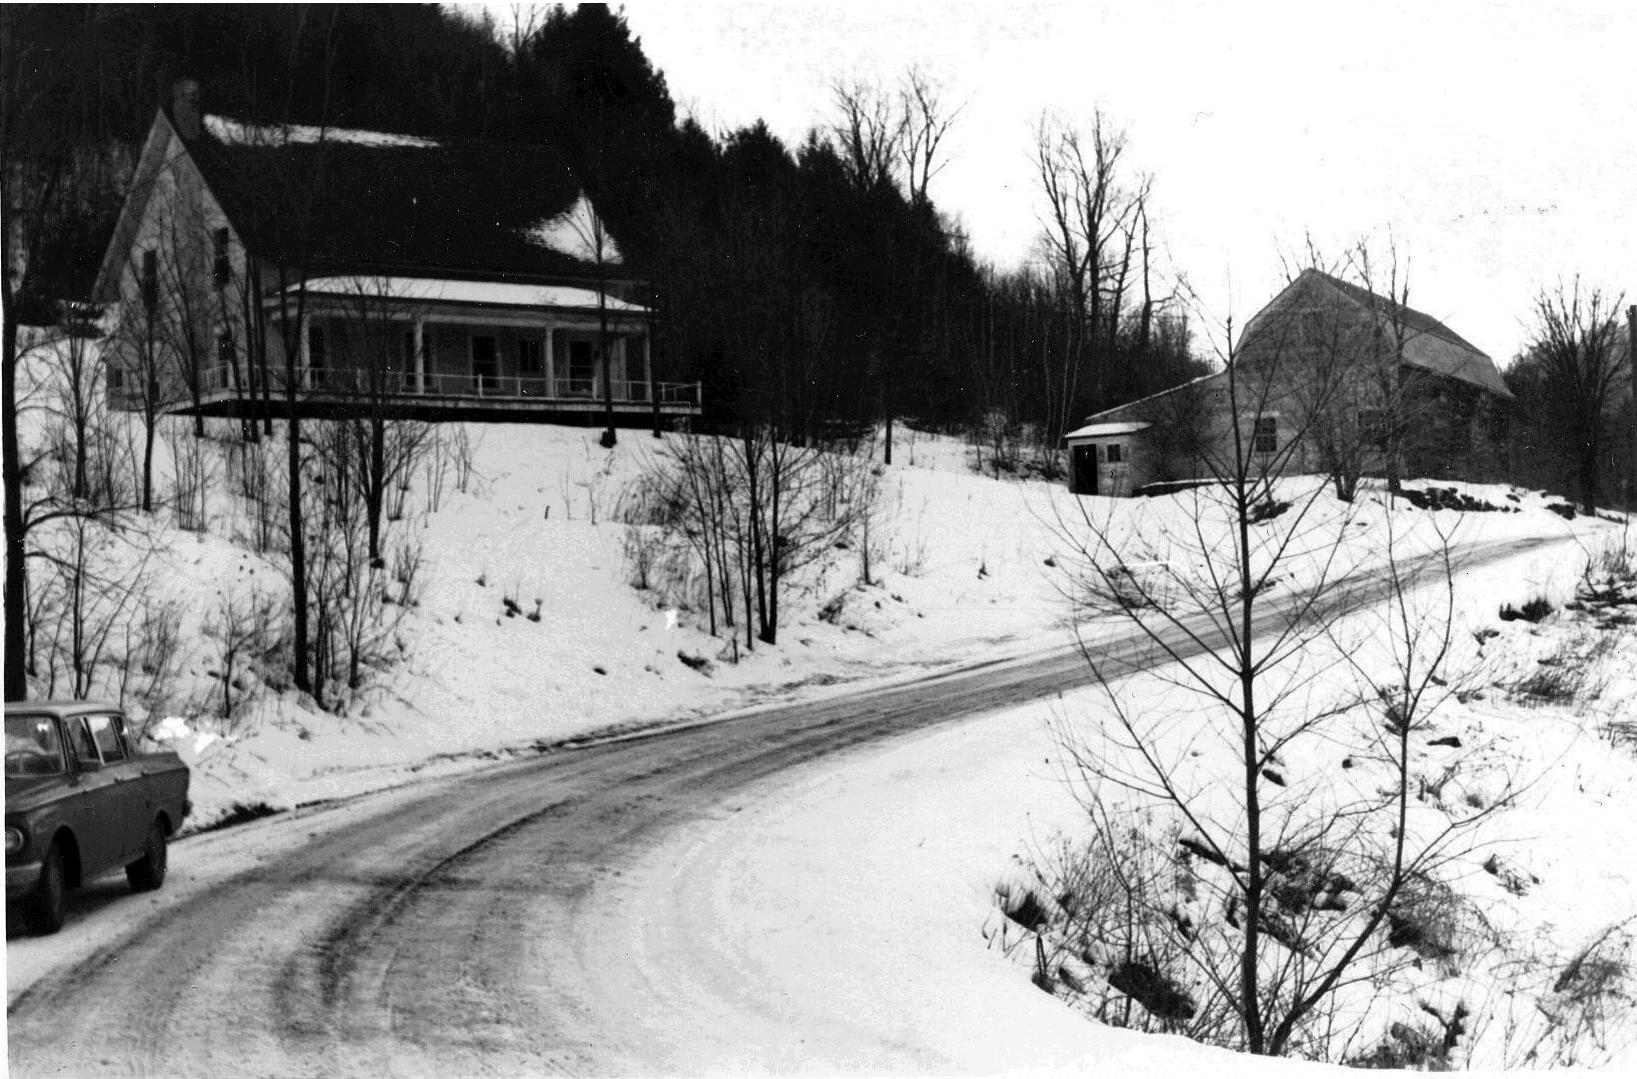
[{"xmin": 5, "ymin": 536, "xmax": 1563, "ymax": 1076}]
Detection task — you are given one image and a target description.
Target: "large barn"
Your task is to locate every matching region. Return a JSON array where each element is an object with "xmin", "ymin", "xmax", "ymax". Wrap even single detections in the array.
[{"xmin": 1064, "ymin": 269, "xmax": 1511, "ymax": 496}]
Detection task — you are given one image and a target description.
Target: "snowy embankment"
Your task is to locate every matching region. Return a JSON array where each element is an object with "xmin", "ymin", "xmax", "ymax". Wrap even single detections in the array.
[
  {"xmin": 598, "ymin": 482, "xmax": 1632, "ymax": 1073},
  {"xmin": 117, "ymin": 415, "xmax": 1602, "ymax": 839},
  {"xmin": 16, "ymin": 328, "xmax": 1631, "ymax": 1069}
]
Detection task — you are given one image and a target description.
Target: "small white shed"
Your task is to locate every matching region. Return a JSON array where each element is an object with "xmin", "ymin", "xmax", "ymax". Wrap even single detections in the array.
[{"xmin": 1063, "ymin": 420, "xmax": 1150, "ymax": 496}]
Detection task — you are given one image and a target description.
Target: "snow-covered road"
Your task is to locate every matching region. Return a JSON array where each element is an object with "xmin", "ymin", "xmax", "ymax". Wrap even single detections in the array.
[{"xmin": 4, "ymin": 536, "xmax": 1564, "ymax": 1076}]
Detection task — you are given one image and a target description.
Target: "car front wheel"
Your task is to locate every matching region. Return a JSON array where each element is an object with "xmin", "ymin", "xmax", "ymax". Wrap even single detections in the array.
[
  {"xmin": 127, "ymin": 821, "xmax": 167, "ymax": 893},
  {"xmin": 28, "ymin": 843, "xmax": 67, "ymax": 935}
]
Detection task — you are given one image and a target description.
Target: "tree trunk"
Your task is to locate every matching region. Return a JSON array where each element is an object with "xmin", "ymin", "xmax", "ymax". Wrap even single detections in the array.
[
  {"xmin": 285, "ymin": 325, "xmax": 311, "ymax": 699},
  {"xmin": 3, "ymin": 316, "xmax": 28, "ymax": 700},
  {"xmin": 598, "ymin": 289, "xmax": 616, "ymax": 448},
  {"xmin": 1235, "ymin": 473, "xmax": 1267, "ymax": 1055},
  {"xmin": 1580, "ymin": 432, "xmax": 1601, "ymax": 516},
  {"xmin": 367, "ymin": 414, "xmax": 385, "ymax": 566},
  {"xmin": 142, "ymin": 410, "xmax": 157, "ymax": 513}
]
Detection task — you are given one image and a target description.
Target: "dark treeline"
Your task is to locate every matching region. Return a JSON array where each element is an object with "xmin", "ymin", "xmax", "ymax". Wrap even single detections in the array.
[{"xmin": 6, "ymin": 2, "xmax": 1204, "ymax": 444}]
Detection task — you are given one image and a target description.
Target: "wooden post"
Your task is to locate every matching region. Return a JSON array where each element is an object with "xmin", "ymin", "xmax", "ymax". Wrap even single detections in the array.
[
  {"xmin": 297, "ymin": 310, "xmax": 311, "ymax": 390},
  {"xmin": 544, "ymin": 324, "xmax": 557, "ymax": 397},
  {"xmin": 412, "ymin": 317, "xmax": 425, "ymax": 394},
  {"xmin": 645, "ymin": 330, "xmax": 660, "ymax": 437}
]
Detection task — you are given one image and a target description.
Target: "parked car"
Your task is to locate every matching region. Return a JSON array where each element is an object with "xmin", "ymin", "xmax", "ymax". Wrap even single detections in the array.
[{"xmin": 5, "ymin": 702, "xmax": 190, "ymax": 934}]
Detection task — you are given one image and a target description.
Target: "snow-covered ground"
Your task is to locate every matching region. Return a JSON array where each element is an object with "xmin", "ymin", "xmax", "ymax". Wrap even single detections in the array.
[
  {"xmin": 10, "ymin": 333, "xmax": 1635, "ymax": 1070},
  {"xmin": 25, "ymin": 386, "xmax": 1601, "ymax": 839}
]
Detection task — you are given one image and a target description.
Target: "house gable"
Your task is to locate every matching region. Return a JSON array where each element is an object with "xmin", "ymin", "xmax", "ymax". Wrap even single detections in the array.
[{"xmin": 94, "ymin": 96, "xmax": 699, "ymax": 426}]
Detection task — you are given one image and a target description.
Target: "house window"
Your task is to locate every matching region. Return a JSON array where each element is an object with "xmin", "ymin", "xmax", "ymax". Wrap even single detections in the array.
[
  {"xmin": 518, "ymin": 339, "xmax": 544, "ymax": 377},
  {"xmin": 471, "ymin": 335, "xmax": 499, "ymax": 392},
  {"xmin": 1105, "ymin": 442, "xmax": 1124, "ymax": 464},
  {"xmin": 1253, "ymin": 415, "xmax": 1278, "ymax": 454},
  {"xmin": 566, "ymin": 339, "xmax": 596, "ymax": 396},
  {"xmin": 107, "ymin": 366, "xmax": 124, "ymax": 393},
  {"xmin": 308, "ymin": 324, "xmax": 327, "ymax": 387},
  {"xmin": 141, "ymin": 250, "xmax": 158, "ymax": 311},
  {"xmin": 402, "ymin": 332, "xmax": 420, "ymax": 392},
  {"xmin": 212, "ymin": 227, "xmax": 231, "ymax": 289},
  {"xmin": 217, "ymin": 331, "xmax": 234, "ymax": 386}
]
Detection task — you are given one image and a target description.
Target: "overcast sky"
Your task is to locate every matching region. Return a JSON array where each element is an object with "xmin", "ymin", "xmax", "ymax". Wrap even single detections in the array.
[{"xmin": 613, "ymin": 1, "xmax": 1632, "ymax": 363}]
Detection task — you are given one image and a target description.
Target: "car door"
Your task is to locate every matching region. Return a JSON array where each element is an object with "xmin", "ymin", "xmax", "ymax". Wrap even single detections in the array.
[
  {"xmin": 84, "ymin": 713, "xmax": 149, "ymax": 862},
  {"xmin": 62, "ymin": 715, "xmax": 127, "ymax": 877}
]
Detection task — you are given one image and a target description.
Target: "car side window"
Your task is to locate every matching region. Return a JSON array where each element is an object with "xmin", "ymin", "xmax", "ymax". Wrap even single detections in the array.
[
  {"xmin": 66, "ymin": 717, "xmax": 101, "ymax": 767},
  {"xmin": 87, "ymin": 715, "xmax": 127, "ymax": 763}
]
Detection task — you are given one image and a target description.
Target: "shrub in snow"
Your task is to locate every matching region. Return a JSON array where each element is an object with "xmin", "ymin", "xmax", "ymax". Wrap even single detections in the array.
[
  {"xmin": 621, "ymin": 428, "xmax": 879, "ymax": 652},
  {"xmin": 1498, "ymin": 596, "xmax": 1554, "ymax": 623}
]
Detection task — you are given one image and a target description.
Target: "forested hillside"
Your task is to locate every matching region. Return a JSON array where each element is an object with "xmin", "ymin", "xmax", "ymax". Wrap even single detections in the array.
[
  {"xmin": 2, "ymin": 2, "xmax": 1204, "ymax": 445},
  {"xmin": 4, "ymin": 3, "xmax": 1625, "ymax": 511}
]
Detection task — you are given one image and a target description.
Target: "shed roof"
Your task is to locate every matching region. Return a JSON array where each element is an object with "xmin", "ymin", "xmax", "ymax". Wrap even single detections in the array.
[{"xmin": 1064, "ymin": 421, "xmax": 1152, "ymax": 440}]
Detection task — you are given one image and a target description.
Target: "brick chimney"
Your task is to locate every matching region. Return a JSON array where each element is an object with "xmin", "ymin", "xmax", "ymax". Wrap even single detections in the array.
[{"xmin": 170, "ymin": 78, "xmax": 201, "ymax": 142}]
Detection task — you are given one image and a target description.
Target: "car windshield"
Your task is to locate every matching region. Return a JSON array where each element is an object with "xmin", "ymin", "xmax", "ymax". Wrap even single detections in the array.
[{"xmin": 5, "ymin": 715, "xmax": 66, "ymax": 777}]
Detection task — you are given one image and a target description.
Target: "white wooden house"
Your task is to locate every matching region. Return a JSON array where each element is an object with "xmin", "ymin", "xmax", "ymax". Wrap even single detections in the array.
[{"xmin": 93, "ymin": 81, "xmax": 700, "ymax": 425}]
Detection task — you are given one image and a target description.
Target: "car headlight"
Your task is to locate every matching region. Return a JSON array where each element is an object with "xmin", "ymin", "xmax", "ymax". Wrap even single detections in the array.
[{"xmin": 4, "ymin": 826, "xmax": 24, "ymax": 856}]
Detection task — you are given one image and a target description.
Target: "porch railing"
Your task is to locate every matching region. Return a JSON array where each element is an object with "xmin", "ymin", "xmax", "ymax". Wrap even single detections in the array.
[{"xmin": 195, "ymin": 365, "xmax": 701, "ymax": 408}]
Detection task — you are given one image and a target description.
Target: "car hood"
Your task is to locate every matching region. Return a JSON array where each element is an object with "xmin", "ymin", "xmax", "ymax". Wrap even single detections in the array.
[{"xmin": 4, "ymin": 774, "xmax": 72, "ymax": 813}]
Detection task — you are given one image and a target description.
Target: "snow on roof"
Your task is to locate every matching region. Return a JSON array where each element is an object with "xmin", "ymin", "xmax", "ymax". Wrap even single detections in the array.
[
  {"xmin": 205, "ymin": 114, "xmax": 441, "ymax": 149},
  {"xmin": 1079, "ymin": 372, "xmax": 1228, "ymax": 425},
  {"xmin": 526, "ymin": 193, "xmax": 624, "ymax": 265},
  {"xmin": 294, "ymin": 276, "xmax": 650, "ymax": 314},
  {"xmin": 1063, "ymin": 421, "xmax": 1151, "ymax": 440}
]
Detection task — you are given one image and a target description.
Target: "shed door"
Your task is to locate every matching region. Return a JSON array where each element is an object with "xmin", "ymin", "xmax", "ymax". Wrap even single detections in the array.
[
  {"xmin": 1071, "ymin": 444, "xmax": 1098, "ymax": 495},
  {"xmin": 1099, "ymin": 441, "xmax": 1132, "ymax": 496}
]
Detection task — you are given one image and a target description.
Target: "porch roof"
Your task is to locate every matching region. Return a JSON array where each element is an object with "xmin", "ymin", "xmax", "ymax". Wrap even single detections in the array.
[
  {"xmin": 291, "ymin": 276, "xmax": 652, "ymax": 315},
  {"xmin": 1064, "ymin": 421, "xmax": 1151, "ymax": 441}
]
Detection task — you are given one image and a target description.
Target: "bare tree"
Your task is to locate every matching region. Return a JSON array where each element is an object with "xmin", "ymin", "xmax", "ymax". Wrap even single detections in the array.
[
  {"xmin": 324, "ymin": 275, "xmax": 436, "ymax": 563},
  {"xmin": 1037, "ymin": 314, "xmax": 1499, "ymax": 1059},
  {"xmin": 1032, "ymin": 109, "xmax": 1142, "ymax": 441},
  {"xmin": 33, "ymin": 514, "xmax": 149, "ymax": 701},
  {"xmin": 204, "ymin": 586, "xmax": 282, "ymax": 723},
  {"xmin": 897, "ymin": 67, "xmax": 961, "ymax": 210},
  {"xmin": 1, "ymin": 6, "xmax": 128, "ymax": 698},
  {"xmin": 549, "ymin": 195, "xmax": 626, "ymax": 449},
  {"xmin": 830, "ymin": 78, "xmax": 903, "ymax": 196},
  {"xmin": 110, "ymin": 242, "xmax": 171, "ymax": 512},
  {"xmin": 628, "ymin": 427, "xmax": 877, "ymax": 652},
  {"xmin": 1521, "ymin": 279, "xmax": 1628, "ymax": 515}
]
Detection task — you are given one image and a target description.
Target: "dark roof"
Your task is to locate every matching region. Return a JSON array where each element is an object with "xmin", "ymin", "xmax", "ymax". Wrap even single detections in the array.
[
  {"xmin": 191, "ymin": 120, "xmax": 624, "ymax": 284},
  {"xmin": 1303, "ymin": 269, "xmax": 1485, "ymax": 355}
]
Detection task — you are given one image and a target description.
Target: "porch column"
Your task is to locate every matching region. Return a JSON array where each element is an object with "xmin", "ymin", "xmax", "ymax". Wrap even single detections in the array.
[
  {"xmin": 544, "ymin": 324, "xmax": 556, "ymax": 397},
  {"xmin": 297, "ymin": 310, "xmax": 311, "ymax": 390},
  {"xmin": 412, "ymin": 317, "xmax": 426, "ymax": 394},
  {"xmin": 645, "ymin": 330, "xmax": 660, "ymax": 437}
]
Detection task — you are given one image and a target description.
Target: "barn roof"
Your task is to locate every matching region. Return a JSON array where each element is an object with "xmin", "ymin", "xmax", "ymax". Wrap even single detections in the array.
[
  {"xmin": 1243, "ymin": 269, "xmax": 1510, "ymax": 398},
  {"xmin": 191, "ymin": 115, "xmax": 625, "ymax": 285}
]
